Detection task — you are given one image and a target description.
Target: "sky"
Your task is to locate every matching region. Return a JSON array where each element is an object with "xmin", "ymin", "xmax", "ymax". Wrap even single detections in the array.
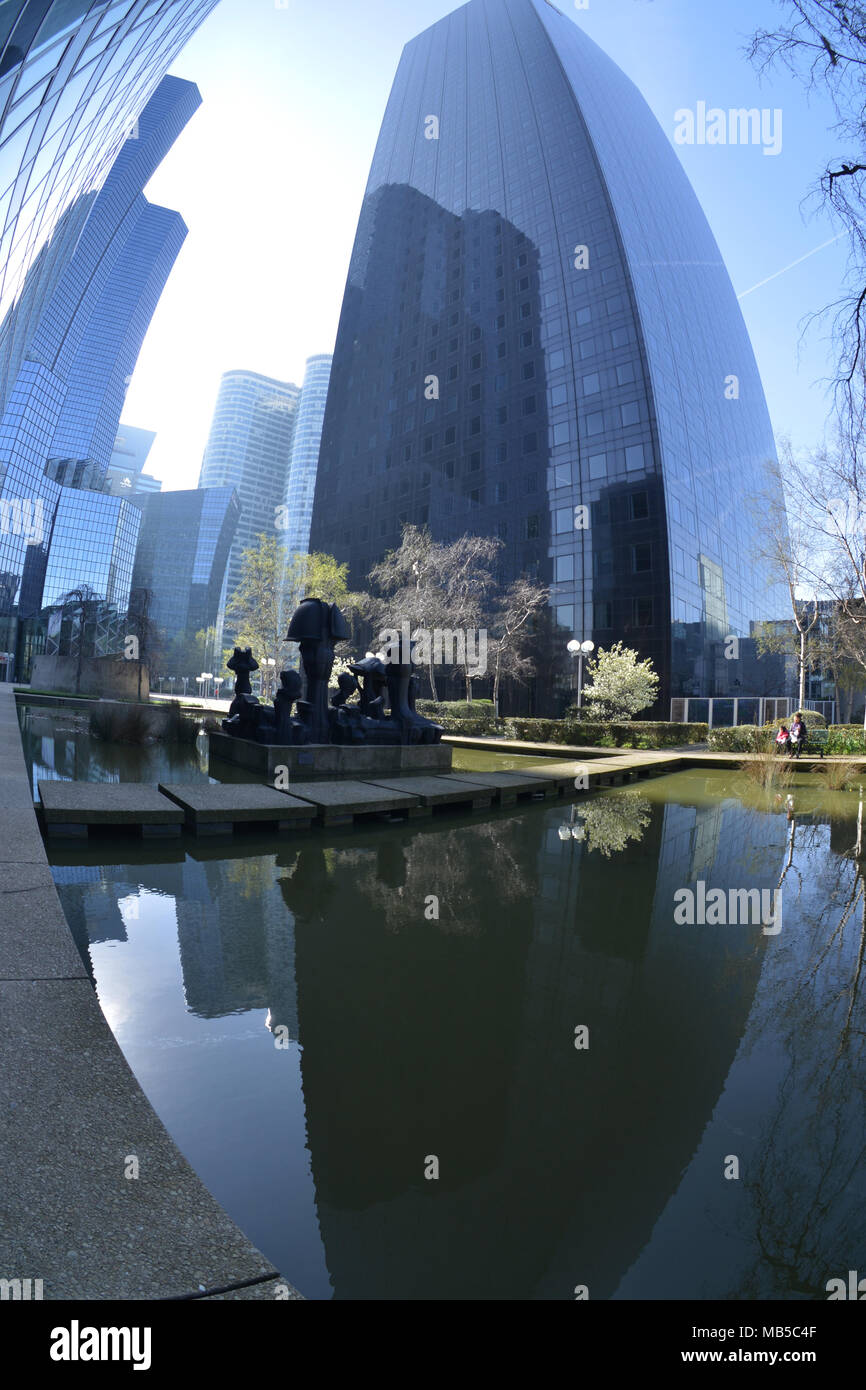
[{"xmin": 126, "ymin": 0, "xmax": 854, "ymax": 491}]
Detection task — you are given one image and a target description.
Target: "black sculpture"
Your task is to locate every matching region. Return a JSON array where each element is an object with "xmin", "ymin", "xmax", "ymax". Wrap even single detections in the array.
[{"xmin": 220, "ymin": 598, "xmax": 443, "ymax": 746}]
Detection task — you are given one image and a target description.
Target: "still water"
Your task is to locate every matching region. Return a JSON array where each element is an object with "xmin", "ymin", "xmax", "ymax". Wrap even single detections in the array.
[
  {"xmin": 17, "ymin": 703, "xmax": 552, "ymax": 796},
  {"xmin": 47, "ymin": 767, "xmax": 866, "ymax": 1300}
]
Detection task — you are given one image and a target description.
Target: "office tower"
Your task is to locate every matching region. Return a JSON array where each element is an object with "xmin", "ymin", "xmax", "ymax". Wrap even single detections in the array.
[
  {"xmin": 0, "ymin": 71, "xmax": 205, "ymax": 675},
  {"xmin": 309, "ymin": 0, "xmax": 786, "ymax": 712},
  {"xmin": 282, "ymin": 353, "xmax": 332, "ymax": 557},
  {"xmin": 199, "ymin": 370, "xmax": 300, "ymax": 632},
  {"xmin": 0, "ymin": 2, "xmax": 219, "ymax": 332},
  {"xmin": 129, "ymin": 485, "xmax": 240, "ymax": 646}
]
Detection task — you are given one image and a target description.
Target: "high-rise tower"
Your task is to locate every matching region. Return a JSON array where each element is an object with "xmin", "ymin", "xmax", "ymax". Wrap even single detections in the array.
[
  {"xmin": 309, "ymin": 0, "xmax": 785, "ymax": 712},
  {"xmin": 283, "ymin": 353, "xmax": 332, "ymax": 559},
  {"xmin": 199, "ymin": 370, "xmax": 300, "ymax": 635}
]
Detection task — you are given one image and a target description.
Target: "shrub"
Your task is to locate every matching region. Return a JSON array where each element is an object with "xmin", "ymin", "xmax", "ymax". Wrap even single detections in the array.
[
  {"xmin": 160, "ymin": 699, "xmax": 200, "ymax": 744},
  {"xmin": 89, "ymin": 704, "xmax": 152, "ymax": 743},
  {"xmin": 707, "ymin": 725, "xmax": 775, "ymax": 753},
  {"xmin": 816, "ymin": 761, "xmax": 858, "ymax": 790},
  {"xmin": 825, "ymin": 727, "xmax": 866, "ymax": 756},
  {"xmin": 498, "ymin": 719, "xmax": 707, "ymax": 748},
  {"xmin": 763, "ymin": 710, "xmax": 827, "ymax": 730},
  {"xmin": 739, "ymin": 748, "xmax": 796, "ymax": 790}
]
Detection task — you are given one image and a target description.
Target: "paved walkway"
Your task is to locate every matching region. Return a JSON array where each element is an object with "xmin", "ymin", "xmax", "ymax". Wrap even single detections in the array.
[{"xmin": 0, "ymin": 684, "xmax": 302, "ymax": 1300}]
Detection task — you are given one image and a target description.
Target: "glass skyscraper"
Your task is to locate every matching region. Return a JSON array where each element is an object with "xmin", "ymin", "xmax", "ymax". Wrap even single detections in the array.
[
  {"xmin": 282, "ymin": 353, "xmax": 332, "ymax": 558},
  {"xmin": 129, "ymin": 485, "xmax": 240, "ymax": 645},
  {"xmin": 199, "ymin": 370, "xmax": 300, "ymax": 635},
  {"xmin": 0, "ymin": 68, "xmax": 205, "ymax": 675},
  {"xmin": 0, "ymin": 1, "xmax": 219, "ymax": 331},
  {"xmin": 309, "ymin": 0, "xmax": 786, "ymax": 712}
]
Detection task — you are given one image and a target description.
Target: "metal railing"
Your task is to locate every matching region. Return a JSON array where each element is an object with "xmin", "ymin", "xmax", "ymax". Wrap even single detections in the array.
[{"xmin": 670, "ymin": 697, "xmax": 837, "ymax": 728}]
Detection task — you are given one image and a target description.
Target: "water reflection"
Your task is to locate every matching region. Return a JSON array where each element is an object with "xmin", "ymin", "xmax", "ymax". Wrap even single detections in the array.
[
  {"xmin": 49, "ymin": 771, "xmax": 866, "ymax": 1300},
  {"xmin": 18, "ymin": 704, "xmax": 210, "ymax": 795}
]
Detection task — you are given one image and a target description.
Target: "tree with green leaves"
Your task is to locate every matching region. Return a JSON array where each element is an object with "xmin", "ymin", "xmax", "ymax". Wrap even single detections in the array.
[
  {"xmin": 583, "ymin": 641, "xmax": 659, "ymax": 721},
  {"xmin": 226, "ymin": 536, "xmax": 360, "ymax": 699}
]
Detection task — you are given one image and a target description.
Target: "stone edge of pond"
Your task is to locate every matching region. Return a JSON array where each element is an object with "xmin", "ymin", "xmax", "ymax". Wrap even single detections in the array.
[{"xmin": 0, "ymin": 685, "xmax": 305, "ymax": 1302}]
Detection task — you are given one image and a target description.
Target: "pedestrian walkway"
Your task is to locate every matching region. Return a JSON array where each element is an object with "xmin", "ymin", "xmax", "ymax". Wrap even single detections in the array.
[{"xmin": 0, "ymin": 683, "xmax": 303, "ymax": 1300}]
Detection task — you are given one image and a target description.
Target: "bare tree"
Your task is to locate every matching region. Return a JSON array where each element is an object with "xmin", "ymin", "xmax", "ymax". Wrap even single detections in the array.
[
  {"xmin": 127, "ymin": 586, "xmax": 162, "ymax": 702},
  {"xmin": 56, "ymin": 584, "xmax": 101, "ymax": 695},
  {"xmin": 489, "ymin": 576, "xmax": 549, "ymax": 717},
  {"xmin": 368, "ymin": 525, "xmax": 501, "ymax": 701},
  {"xmin": 748, "ymin": 2, "xmax": 866, "ymax": 422}
]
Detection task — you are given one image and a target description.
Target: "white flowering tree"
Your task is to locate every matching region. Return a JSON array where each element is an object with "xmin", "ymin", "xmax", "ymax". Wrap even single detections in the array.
[{"xmin": 583, "ymin": 641, "xmax": 659, "ymax": 721}]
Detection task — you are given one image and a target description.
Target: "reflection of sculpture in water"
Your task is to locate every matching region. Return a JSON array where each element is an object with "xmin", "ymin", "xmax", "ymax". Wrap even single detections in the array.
[{"xmin": 221, "ymin": 597, "xmax": 443, "ymax": 746}]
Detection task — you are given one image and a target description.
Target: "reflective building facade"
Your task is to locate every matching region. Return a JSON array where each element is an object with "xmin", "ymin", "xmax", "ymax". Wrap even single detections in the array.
[
  {"xmin": 309, "ymin": 0, "xmax": 786, "ymax": 712},
  {"xmin": 105, "ymin": 423, "xmax": 160, "ymax": 495},
  {"xmin": 0, "ymin": 64, "xmax": 207, "ymax": 674},
  {"xmin": 129, "ymin": 484, "xmax": 240, "ymax": 644},
  {"xmin": 283, "ymin": 352, "xmax": 332, "ymax": 558},
  {"xmin": 0, "ymin": 1, "xmax": 219, "ymax": 330},
  {"xmin": 199, "ymin": 370, "xmax": 300, "ymax": 633}
]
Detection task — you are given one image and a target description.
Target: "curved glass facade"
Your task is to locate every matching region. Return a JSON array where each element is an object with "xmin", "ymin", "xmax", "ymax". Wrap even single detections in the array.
[
  {"xmin": 283, "ymin": 352, "xmax": 332, "ymax": 558},
  {"xmin": 0, "ymin": 45, "xmax": 211, "ymax": 675},
  {"xmin": 199, "ymin": 370, "xmax": 300, "ymax": 633},
  {"xmin": 0, "ymin": 1, "xmax": 218, "ymax": 331},
  {"xmin": 310, "ymin": 0, "xmax": 787, "ymax": 711},
  {"xmin": 130, "ymin": 485, "xmax": 240, "ymax": 641}
]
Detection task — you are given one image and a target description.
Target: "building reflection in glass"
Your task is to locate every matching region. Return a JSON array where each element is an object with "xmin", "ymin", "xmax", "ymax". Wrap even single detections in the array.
[{"xmin": 47, "ymin": 776, "xmax": 866, "ymax": 1299}]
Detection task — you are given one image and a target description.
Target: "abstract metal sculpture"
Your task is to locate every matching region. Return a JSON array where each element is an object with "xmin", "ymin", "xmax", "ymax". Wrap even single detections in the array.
[{"xmin": 221, "ymin": 598, "xmax": 443, "ymax": 746}]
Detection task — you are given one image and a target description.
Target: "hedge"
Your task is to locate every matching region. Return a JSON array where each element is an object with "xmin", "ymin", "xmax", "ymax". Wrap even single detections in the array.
[
  {"xmin": 825, "ymin": 726, "xmax": 866, "ymax": 755},
  {"xmin": 708, "ymin": 722, "xmax": 866, "ymax": 754},
  {"xmin": 434, "ymin": 716, "xmax": 708, "ymax": 748},
  {"xmin": 707, "ymin": 725, "xmax": 773, "ymax": 752}
]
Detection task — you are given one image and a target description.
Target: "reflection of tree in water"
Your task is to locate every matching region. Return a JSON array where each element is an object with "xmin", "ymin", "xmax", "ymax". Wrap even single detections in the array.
[
  {"xmin": 288, "ymin": 818, "xmax": 533, "ymax": 936},
  {"xmin": 731, "ymin": 808, "xmax": 866, "ymax": 1298},
  {"xmin": 576, "ymin": 792, "xmax": 652, "ymax": 858},
  {"xmin": 223, "ymin": 854, "xmax": 283, "ymax": 901}
]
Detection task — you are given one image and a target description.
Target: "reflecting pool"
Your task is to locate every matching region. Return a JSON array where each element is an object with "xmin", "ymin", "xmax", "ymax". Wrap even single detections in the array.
[{"xmin": 48, "ymin": 768, "xmax": 866, "ymax": 1299}]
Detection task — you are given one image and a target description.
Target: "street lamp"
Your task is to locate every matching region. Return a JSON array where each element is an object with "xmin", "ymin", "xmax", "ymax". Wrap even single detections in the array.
[{"xmin": 567, "ymin": 638, "xmax": 595, "ymax": 709}]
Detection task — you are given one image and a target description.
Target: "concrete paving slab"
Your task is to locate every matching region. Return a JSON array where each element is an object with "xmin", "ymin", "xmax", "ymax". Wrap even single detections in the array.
[
  {"xmin": 287, "ymin": 780, "xmax": 422, "ymax": 825},
  {"xmin": 159, "ymin": 782, "xmax": 313, "ymax": 827},
  {"xmin": 366, "ymin": 775, "xmax": 494, "ymax": 808},
  {"xmin": 0, "ymin": 979, "xmax": 282, "ymax": 1300},
  {"xmin": 0, "ymin": 884, "xmax": 88, "ymax": 980},
  {"xmin": 39, "ymin": 781, "xmax": 183, "ymax": 825},
  {"xmin": 448, "ymin": 770, "xmax": 556, "ymax": 801},
  {"xmin": 0, "ymin": 806, "xmax": 51, "ymax": 862},
  {"xmin": 0, "ymin": 858, "xmax": 58, "ymax": 892}
]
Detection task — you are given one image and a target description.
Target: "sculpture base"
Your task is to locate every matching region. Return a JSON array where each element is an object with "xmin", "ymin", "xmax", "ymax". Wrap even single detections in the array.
[{"xmin": 208, "ymin": 733, "xmax": 452, "ymax": 779}]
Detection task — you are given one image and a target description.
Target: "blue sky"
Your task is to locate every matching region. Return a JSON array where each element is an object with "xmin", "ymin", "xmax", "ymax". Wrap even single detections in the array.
[{"xmin": 129, "ymin": 0, "xmax": 852, "ymax": 490}]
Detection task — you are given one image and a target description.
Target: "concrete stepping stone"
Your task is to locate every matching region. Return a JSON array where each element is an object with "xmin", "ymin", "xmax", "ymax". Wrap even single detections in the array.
[
  {"xmin": 158, "ymin": 783, "xmax": 314, "ymax": 835},
  {"xmin": 283, "ymin": 779, "xmax": 423, "ymax": 827},
  {"xmin": 367, "ymin": 775, "xmax": 494, "ymax": 810},
  {"xmin": 447, "ymin": 770, "xmax": 556, "ymax": 804},
  {"xmin": 38, "ymin": 782, "xmax": 183, "ymax": 838}
]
